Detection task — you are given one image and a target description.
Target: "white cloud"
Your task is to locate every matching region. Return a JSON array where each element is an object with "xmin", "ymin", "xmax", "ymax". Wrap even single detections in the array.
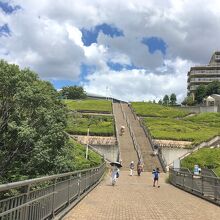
[
  {"xmin": 84, "ymin": 57, "xmax": 194, "ymax": 102},
  {"xmin": 1, "ymin": 0, "xmax": 220, "ymax": 101}
]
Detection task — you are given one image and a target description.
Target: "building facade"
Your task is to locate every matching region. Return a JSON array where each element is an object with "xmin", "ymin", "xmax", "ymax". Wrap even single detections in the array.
[{"xmin": 187, "ymin": 51, "xmax": 220, "ymax": 98}]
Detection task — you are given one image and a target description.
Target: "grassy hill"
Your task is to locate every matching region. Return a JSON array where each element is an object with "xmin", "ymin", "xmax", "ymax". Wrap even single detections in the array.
[
  {"xmin": 132, "ymin": 102, "xmax": 189, "ymax": 118},
  {"xmin": 132, "ymin": 103, "xmax": 220, "ymax": 145},
  {"xmin": 66, "ymin": 113, "xmax": 114, "ymax": 136},
  {"xmin": 181, "ymin": 148, "xmax": 220, "ymax": 176},
  {"xmin": 64, "ymin": 99, "xmax": 112, "ymax": 113}
]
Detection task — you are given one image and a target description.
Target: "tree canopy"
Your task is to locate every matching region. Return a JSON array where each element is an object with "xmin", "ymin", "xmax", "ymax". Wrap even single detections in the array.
[
  {"xmin": 169, "ymin": 93, "xmax": 177, "ymax": 105},
  {"xmin": 206, "ymin": 80, "xmax": 220, "ymax": 96},
  {"xmin": 195, "ymin": 85, "xmax": 206, "ymax": 104},
  {"xmin": 163, "ymin": 95, "xmax": 169, "ymax": 105},
  {"xmin": 0, "ymin": 60, "xmax": 71, "ymax": 181},
  {"xmin": 61, "ymin": 86, "xmax": 87, "ymax": 99}
]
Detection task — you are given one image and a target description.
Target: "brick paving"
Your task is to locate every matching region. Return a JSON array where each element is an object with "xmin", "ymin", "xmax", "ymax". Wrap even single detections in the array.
[{"xmin": 63, "ymin": 171, "xmax": 220, "ymax": 220}]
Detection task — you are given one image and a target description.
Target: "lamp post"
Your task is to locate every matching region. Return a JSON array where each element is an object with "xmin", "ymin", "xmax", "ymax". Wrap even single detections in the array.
[{"xmin": 86, "ymin": 126, "xmax": 90, "ymax": 160}]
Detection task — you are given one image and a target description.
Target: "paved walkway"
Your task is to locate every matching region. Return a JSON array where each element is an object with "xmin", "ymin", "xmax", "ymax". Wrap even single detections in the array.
[{"xmin": 63, "ymin": 171, "xmax": 220, "ymax": 220}]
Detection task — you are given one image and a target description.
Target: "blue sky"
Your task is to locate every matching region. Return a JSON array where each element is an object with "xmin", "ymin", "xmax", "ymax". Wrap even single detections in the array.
[
  {"xmin": 0, "ymin": 1, "xmax": 20, "ymax": 14},
  {"xmin": 52, "ymin": 23, "xmax": 167, "ymax": 89},
  {"xmin": 0, "ymin": 0, "xmax": 219, "ymax": 101},
  {"xmin": 81, "ymin": 23, "xmax": 124, "ymax": 46}
]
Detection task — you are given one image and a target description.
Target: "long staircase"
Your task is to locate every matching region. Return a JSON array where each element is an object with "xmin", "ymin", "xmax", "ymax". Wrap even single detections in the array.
[
  {"xmin": 113, "ymin": 102, "xmax": 138, "ymax": 170},
  {"xmin": 114, "ymin": 102, "xmax": 162, "ymax": 171}
]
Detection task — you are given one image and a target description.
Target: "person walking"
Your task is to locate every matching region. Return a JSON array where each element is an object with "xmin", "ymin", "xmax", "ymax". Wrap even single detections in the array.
[
  {"xmin": 152, "ymin": 168, "xmax": 160, "ymax": 187},
  {"xmin": 129, "ymin": 161, "xmax": 135, "ymax": 176},
  {"xmin": 111, "ymin": 165, "xmax": 119, "ymax": 186},
  {"xmin": 137, "ymin": 161, "xmax": 143, "ymax": 176}
]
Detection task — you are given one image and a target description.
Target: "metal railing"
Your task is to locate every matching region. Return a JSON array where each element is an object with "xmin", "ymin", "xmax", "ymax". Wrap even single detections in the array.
[
  {"xmin": 138, "ymin": 117, "xmax": 167, "ymax": 172},
  {"xmin": 169, "ymin": 168, "xmax": 220, "ymax": 206},
  {"xmin": 120, "ymin": 103, "xmax": 143, "ymax": 163},
  {"xmin": 0, "ymin": 163, "xmax": 106, "ymax": 220},
  {"xmin": 112, "ymin": 102, "xmax": 121, "ymax": 162}
]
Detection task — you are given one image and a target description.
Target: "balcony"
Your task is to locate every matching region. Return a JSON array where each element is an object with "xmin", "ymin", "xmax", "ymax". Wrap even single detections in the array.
[
  {"xmin": 189, "ymin": 77, "xmax": 220, "ymax": 83},
  {"xmin": 189, "ymin": 69, "xmax": 220, "ymax": 76},
  {"xmin": 189, "ymin": 85, "xmax": 199, "ymax": 91}
]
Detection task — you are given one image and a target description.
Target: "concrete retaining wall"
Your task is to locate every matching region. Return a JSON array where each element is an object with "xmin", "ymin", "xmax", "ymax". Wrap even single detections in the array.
[{"xmin": 181, "ymin": 106, "xmax": 219, "ymax": 113}]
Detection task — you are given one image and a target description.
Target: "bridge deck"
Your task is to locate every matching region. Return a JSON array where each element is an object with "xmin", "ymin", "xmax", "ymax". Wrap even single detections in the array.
[{"xmin": 63, "ymin": 171, "xmax": 220, "ymax": 220}]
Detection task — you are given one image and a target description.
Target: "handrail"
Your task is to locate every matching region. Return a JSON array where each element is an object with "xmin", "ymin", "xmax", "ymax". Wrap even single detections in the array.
[
  {"xmin": 138, "ymin": 117, "xmax": 167, "ymax": 172},
  {"xmin": 112, "ymin": 102, "xmax": 121, "ymax": 162},
  {"xmin": 169, "ymin": 168, "xmax": 220, "ymax": 206},
  {"xmin": 0, "ymin": 162, "xmax": 106, "ymax": 220},
  {"xmin": 120, "ymin": 103, "xmax": 143, "ymax": 163}
]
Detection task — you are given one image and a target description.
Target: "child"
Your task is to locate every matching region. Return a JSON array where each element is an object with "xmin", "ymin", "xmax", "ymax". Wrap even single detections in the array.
[
  {"xmin": 152, "ymin": 168, "xmax": 160, "ymax": 188},
  {"xmin": 129, "ymin": 161, "xmax": 134, "ymax": 176}
]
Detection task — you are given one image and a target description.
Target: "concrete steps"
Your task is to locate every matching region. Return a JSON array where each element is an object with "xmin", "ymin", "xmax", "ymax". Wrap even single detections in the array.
[
  {"xmin": 113, "ymin": 103, "xmax": 138, "ymax": 170},
  {"xmin": 119, "ymin": 103, "xmax": 162, "ymax": 172}
]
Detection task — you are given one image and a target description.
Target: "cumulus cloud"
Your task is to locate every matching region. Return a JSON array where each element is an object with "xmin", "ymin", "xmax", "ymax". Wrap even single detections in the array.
[
  {"xmin": 1, "ymin": 0, "xmax": 220, "ymax": 101},
  {"xmin": 84, "ymin": 57, "xmax": 194, "ymax": 102}
]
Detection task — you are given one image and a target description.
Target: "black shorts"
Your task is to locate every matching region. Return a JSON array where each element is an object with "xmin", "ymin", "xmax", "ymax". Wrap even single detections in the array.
[{"xmin": 154, "ymin": 177, "xmax": 158, "ymax": 181}]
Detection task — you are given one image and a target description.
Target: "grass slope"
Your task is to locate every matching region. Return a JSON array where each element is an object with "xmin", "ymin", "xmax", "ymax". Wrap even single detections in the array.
[
  {"xmin": 66, "ymin": 114, "xmax": 114, "ymax": 136},
  {"xmin": 132, "ymin": 102, "xmax": 189, "ymax": 118},
  {"xmin": 132, "ymin": 103, "xmax": 220, "ymax": 145},
  {"xmin": 64, "ymin": 99, "xmax": 112, "ymax": 113},
  {"xmin": 181, "ymin": 148, "xmax": 220, "ymax": 176}
]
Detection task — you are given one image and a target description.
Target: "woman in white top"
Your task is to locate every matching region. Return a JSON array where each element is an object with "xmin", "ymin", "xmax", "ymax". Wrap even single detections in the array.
[{"xmin": 111, "ymin": 165, "xmax": 119, "ymax": 186}]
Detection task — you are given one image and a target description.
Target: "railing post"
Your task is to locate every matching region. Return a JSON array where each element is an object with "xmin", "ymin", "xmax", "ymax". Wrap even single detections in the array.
[
  {"xmin": 183, "ymin": 173, "xmax": 185, "ymax": 188},
  {"xmin": 67, "ymin": 175, "xmax": 71, "ymax": 205},
  {"xmin": 201, "ymin": 176, "xmax": 204, "ymax": 196},
  {"xmin": 51, "ymin": 178, "xmax": 57, "ymax": 218},
  {"xmin": 77, "ymin": 173, "xmax": 81, "ymax": 198},
  {"xmin": 214, "ymin": 178, "xmax": 218, "ymax": 201},
  {"xmin": 24, "ymin": 184, "xmax": 31, "ymax": 220}
]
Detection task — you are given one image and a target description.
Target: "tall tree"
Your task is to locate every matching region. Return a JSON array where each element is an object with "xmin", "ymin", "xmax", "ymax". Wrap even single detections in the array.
[
  {"xmin": 163, "ymin": 95, "xmax": 169, "ymax": 105},
  {"xmin": 181, "ymin": 96, "xmax": 195, "ymax": 106},
  {"xmin": 0, "ymin": 60, "xmax": 69, "ymax": 181},
  {"xmin": 158, "ymin": 99, "xmax": 163, "ymax": 105},
  {"xmin": 61, "ymin": 86, "xmax": 87, "ymax": 99},
  {"xmin": 170, "ymin": 93, "xmax": 177, "ymax": 105},
  {"xmin": 195, "ymin": 85, "xmax": 206, "ymax": 103},
  {"xmin": 206, "ymin": 80, "xmax": 220, "ymax": 96}
]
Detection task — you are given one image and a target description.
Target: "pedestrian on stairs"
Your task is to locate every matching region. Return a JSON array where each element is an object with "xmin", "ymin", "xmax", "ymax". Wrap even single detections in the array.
[
  {"xmin": 111, "ymin": 165, "xmax": 119, "ymax": 186},
  {"xmin": 152, "ymin": 168, "xmax": 160, "ymax": 188},
  {"xmin": 129, "ymin": 161, "xmax": 135, "ymax": 176},
  {"xmin": 137, "ymin": 161, "xmax": 143, "ymax": 176}
]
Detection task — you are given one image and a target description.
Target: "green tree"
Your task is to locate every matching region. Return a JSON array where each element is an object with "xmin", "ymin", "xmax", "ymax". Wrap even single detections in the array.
[
  {"xmin": 163, "ymin": 95, "xmax": 169, "ymax": 105},
  {"xmin": 158, "ymin": 99, "xmax": 163, "ymax": 105},
  {"xmin": 206, "ymin": 80, "xmax": 220, "ymax": 96},
  {"xmin": 0, "ymin": 60, "xmax": 69, "ymax": 181},
  {"xmin": 61, "ymin": 86, "xmax": 87, "ymax": 99},
  {"xmin": 181, "ymin": 96, "xmax": 196, "ymax": 106},
  {"xmin": 195, "ymin": 85, "xmax": 206, "ymax": 104},
  {"xmin": 170, "ymin": 93, "xmax": 177, "ymax": 105}
]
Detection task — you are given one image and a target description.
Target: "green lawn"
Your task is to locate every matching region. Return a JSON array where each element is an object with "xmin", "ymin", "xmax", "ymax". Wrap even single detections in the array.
[
  {"xmin": 181, "ymin": 148, "xmax": 220, "ymax": 176},
  {"xmin": 69, "ymin": 139, "xmax": 103, "ymax": 170},
  {"xmin": 66, "ymin": 114, "xmax": 114, "ymax": 136},
  {"xmin": 131, "ymin": 102, "xmax": 190, "ymax": 118},
  {"xmin": 144, "ymin": 117, "xmax": 220, "ymax": 145},
  {"xmin": 64, "ymin": 99, "xmax": 112, "ymax": 113},
  {"xmin": 132, "ymin": 102, "xmax": 220, "ymax": 145}
]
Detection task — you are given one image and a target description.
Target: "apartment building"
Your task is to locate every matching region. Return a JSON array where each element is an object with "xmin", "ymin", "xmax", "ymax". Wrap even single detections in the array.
[{"xmin": 187, "ymin": 51, "xmax": 220, "ymax": 98}]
